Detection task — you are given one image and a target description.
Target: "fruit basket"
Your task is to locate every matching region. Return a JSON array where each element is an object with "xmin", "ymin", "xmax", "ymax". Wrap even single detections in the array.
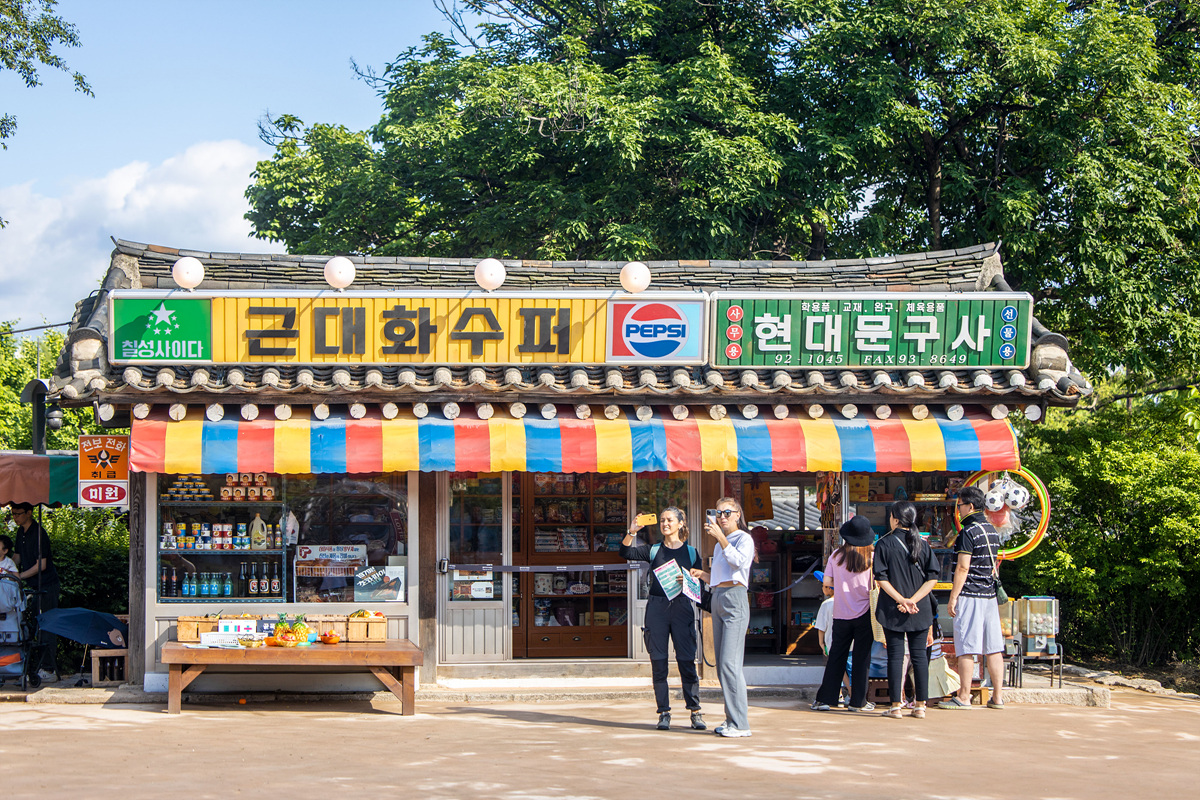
[{"xmin": 347, "ymin": 611, "xmax": 387, "ymax": 641}]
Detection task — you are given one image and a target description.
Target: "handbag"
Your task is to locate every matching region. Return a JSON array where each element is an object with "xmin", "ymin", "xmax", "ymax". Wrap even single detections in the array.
[{"xmin": 868, "ymin": 582, "xmax": 886, "ymax": 644}]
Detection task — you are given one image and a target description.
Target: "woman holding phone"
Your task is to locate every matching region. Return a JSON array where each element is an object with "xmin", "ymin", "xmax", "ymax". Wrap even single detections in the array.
[
  {"xmin": 621, "ymin": 507, "xmax": 705, "ymax": 731},
  {"xmin": 689, "ymin": 497, "xmax": 755, "ymax": 738}
]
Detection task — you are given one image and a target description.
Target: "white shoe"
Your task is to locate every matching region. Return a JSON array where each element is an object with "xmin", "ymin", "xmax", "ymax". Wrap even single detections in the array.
[
  {"xmin": 717, "ymin": 726, "xmax": 752, "ymax": 738},
  {"xmin": 36, "ymin": 669, "xmax": 58, "ymax": 683}
]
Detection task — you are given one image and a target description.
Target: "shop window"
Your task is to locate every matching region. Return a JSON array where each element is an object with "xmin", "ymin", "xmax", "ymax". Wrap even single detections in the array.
[
  {"xmin": 288, "ymin": 474, "xmax": 409, "ymax": 604},
  {"xmin": 448, "ymin": 473, "xmax": 504, "ymax": 602}
]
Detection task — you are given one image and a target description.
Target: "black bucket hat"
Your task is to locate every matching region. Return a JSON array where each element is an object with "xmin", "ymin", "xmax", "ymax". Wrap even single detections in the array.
[{"xmin": 839, "ymin": 515, "xmax": 875, "ymax": 547}]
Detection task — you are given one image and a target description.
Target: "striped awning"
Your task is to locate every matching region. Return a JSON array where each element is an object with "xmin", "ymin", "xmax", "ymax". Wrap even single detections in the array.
[
  {"xmin": 130, "ymin": 406, "xmax": 1018, "ymax": 475},
  {"xmin": 0, "ymin": 451, "xmax": 79, "ymax": 506}
]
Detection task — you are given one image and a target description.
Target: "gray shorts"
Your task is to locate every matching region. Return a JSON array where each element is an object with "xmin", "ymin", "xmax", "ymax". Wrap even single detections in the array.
[{"xmin": 953, "ymin": 595, "xmax": 1004, "ymax": 656}]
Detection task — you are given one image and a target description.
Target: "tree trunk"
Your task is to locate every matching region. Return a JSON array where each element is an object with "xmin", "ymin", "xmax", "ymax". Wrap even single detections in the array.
[
  {"xmin": 806, "ymin": 220, "xmax": 827, "ymax": 261},
  {"xmin": 923, "ymin": 132, "xmax": 943, "ymax": 250}
]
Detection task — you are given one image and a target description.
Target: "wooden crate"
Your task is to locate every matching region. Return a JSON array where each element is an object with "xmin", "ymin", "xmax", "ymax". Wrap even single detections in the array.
[
  {"xmin": 91, "ymin": 648, "xmax": 128, "ymax": 686},
  {"xmin": 176, "ymin": 616, "xmax": 220, "ymax": 642},
  {"xmin": 305, "ymin": 614, "xmax": 348, "ymax": 640},
  {"xmin": 346, "ymin": 616, "xmax": 387, "ymax": 641}
]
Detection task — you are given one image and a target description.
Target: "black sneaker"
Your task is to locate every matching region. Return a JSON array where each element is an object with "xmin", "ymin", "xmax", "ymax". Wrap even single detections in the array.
[
  {"xmin": 690, "ymin": 711, "xmax": 706, "ymax": 730},
  {"xmin": 657, "ymin": 711, "xmax": 671, "ymax": 730}
]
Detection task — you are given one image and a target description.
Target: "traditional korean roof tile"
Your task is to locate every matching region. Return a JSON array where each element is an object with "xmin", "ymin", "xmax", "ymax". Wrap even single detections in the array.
[{"xmin": 50, "ymin": 239, "xmax": 1092, "ymax": 413}]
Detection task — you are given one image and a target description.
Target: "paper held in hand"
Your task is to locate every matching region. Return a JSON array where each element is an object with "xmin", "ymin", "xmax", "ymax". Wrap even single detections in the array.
[{"xmin": 652, "ymin": 559, "xmax": 702, "ymax": 604}]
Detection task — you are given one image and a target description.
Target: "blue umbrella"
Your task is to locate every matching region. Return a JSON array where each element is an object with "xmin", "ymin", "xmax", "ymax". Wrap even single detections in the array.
[{"xmin": 38, "ymin": 608, "xmax": 127, "ymax": 648}]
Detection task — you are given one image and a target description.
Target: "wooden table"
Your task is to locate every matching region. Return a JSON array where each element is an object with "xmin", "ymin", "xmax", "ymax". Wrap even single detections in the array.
[{"xmin": 160, "ymin": 640, "xmax": 423, "ymax": 715}]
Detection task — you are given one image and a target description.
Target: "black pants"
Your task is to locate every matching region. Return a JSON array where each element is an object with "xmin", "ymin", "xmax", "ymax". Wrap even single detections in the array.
[
  {"xmin": 816, "ymin": 611, "xmax": 873, "ymax": 707},
  {"xmin": 885, "ymin": 627, "xmax": 930, "ymax": 703},
  {"xmin": 645, "ymin": 595, "xmax": 700, "ymax": 713},
  {"xmin": 32, "ymin": 582, "xmax": 59, "ymax": 674}
]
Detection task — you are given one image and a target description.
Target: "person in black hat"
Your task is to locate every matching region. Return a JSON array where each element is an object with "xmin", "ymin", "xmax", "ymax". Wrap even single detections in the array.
[
  {"xmin": 810, "ymin": 514, "xmax": 876, "ymax": 712},
  {"xmin": 8, "ymin": 502, "xmax": 59, "ymax": 682}
]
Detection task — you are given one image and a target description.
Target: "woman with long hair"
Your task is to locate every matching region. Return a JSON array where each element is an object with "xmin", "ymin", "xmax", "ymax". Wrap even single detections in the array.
[
  {"xmin": 874, "ymin": 501, "xmax": 940, "ymax": 718},
  {"xmin": 811, "ymin": 515, "xmax": 876, "ymax": 712},
  {"xmin": 689, "ymin": 497, "xmax": 755, "ymax": 738},
  {"xmin": 621, "ymin": 506, "xmax": 705, "ymax": 731}
]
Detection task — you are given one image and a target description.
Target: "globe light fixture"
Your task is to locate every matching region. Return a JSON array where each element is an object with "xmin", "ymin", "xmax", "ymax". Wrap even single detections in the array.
[
  {"xmin": 171, "ymin": 257, "xmax": 205, "ymax": 291},
  {"xmin": 620, "ymin": 261, "xmax": 651, "ymax": 293},
  {"xmin": 324, "ymin": 256, "xmax": 355, "ymax": 291},
  {"xmin": 474, "ymin": 258, "xmax": 506, "ymax": 292}
]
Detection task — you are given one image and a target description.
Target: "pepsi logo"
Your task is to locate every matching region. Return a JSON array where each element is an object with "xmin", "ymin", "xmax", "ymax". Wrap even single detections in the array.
[{"xmin": 619, "ymin": 303, "xmax": 689, "ymax": 358}]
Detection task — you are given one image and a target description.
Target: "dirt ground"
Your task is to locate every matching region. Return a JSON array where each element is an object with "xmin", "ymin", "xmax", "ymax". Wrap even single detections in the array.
[{"xmin": 1, "ymin": 687, "xmax": 1196, "ymax": 799}]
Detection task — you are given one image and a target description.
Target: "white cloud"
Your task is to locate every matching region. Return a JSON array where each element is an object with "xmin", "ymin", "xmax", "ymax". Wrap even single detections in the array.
[{"xmin": 0, "ymin": 140, "xmax": 285, "ymax": 328}]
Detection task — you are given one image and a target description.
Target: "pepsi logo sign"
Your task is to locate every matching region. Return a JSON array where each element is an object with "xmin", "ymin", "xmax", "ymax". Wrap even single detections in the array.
[{"xmin": 607, "ymin": 299, "xmax": 705, "ymax": 363}]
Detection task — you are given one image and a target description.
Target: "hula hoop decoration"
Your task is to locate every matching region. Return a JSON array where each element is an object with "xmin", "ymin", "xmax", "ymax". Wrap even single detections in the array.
[{"xmin": 955, "ymin": 467, "xmax": 1051, "ymax": 560}]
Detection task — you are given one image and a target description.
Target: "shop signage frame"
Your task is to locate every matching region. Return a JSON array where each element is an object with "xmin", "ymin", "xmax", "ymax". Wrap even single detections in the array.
[
  {"xmin": 109, "ymin": 290, "xmax": 708, "ymax": 367},
  {"xmin": 710, "ymin": 291, "xmax": 1034, "ymax": 370},
  {"xmin": 78, "ymin": 433, "xmax": 130, "ymax": 508}
]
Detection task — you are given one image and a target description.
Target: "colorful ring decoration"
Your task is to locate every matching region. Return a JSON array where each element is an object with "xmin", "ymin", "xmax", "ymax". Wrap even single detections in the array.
[{"xmin": 954, "ymin": 467, "xmax": 1051, "ymax": 560}]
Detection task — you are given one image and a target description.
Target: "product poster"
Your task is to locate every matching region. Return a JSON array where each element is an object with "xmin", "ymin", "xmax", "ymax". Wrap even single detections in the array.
[{"xmin": 354, "ymin": 565, "xmax": 406, "ymax": 602}]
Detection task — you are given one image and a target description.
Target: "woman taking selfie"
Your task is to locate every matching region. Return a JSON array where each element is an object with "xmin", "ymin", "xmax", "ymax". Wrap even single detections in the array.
[
  {"xmin": 621, "ymin": 507, "xmax": 705, "ymax": 732},
  {"xmin": 689, "ymin": 498, "xmax": 755, "ymax": 738}
]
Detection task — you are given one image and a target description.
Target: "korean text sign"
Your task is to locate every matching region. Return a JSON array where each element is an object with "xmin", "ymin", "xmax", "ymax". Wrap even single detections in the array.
[
  {"xmin": 78, "ymin": 434, "xmax": 130, "ymax": 508},
  {"xmin": 711, "ymin": 292, "xmax": 1033, "ymax": 369},
  {"xmin": 109, "ymin": 292, "xmax": 707, "ymax": 366}
]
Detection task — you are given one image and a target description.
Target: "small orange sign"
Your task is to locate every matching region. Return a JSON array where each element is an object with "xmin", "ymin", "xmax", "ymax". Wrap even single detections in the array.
[{"xmin": 78, "ymin": 435, "xmax": 130, "ymax": 482}]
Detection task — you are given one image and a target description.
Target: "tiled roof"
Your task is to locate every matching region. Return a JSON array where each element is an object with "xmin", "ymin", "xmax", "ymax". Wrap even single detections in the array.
[{"xmin": 51, "ymin": 240, "xmax": 1092, "ymax": 411}]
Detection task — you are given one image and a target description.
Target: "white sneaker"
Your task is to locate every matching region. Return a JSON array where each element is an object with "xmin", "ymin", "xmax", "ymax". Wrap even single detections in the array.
[
  {"xmin": 36, "ymin": 669, "xmax": 58, "ymax": 683},
  {"xmin": 717, "ymin": 726, "xmax": 752, "ymax": 738}
]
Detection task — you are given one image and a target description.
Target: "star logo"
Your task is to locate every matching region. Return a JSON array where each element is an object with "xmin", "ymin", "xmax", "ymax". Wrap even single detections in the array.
[{"xmin": 145, "ymin": 302, "xmax": 179, "ymax": 334}]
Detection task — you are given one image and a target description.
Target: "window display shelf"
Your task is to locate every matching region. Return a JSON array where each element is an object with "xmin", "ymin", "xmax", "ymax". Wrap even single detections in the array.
[
  {"xmin": 161, "ymin": 501, "xmax": 282, "ymax": 507},
  {"xmin": 160, "ymin": 549, "xmax": 286, "ymax": 556},
  {"xmin": 158, "ymin": 597, "xmax": 286, "ymax": 604}
]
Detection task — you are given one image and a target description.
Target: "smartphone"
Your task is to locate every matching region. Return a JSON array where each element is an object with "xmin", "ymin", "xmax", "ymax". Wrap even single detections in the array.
[
  {"xmin": 706, "ymin": 509, "xmax": 717, "ymax": 527},
  {"xmin": 635, "ymin": 513, "xmax": 658, "ymax": 527}
]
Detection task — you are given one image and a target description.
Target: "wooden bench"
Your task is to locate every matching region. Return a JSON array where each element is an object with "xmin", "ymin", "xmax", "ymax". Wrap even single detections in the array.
[{"xmin": 160, "ymin": 640, "xmax": 423, "ymax": 715}]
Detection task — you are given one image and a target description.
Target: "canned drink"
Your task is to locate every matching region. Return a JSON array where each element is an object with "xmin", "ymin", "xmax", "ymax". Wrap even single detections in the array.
[
  {"xmin": 190, "ymin": 522, "xmax": 202, "ymax": 536},
  {"xmin": 175, "ymin": 522, "xmax": 186, "ymax": 536}
]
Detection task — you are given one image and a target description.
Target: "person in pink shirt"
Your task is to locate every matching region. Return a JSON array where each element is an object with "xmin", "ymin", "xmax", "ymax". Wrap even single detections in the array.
[{"xmin": 810, "ymin": 515, "xmax": 876, "ymax": 712}]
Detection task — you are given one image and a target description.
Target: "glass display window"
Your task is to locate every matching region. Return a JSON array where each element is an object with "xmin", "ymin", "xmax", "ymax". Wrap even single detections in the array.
[
  {"xmin": 530, "ymin": 472, "xmax": 627, "ymax": 555},
  {"xmin": 287, "ymin": 474, "xmax": 409, "ymax": 604},
  {"xmin": 156, "ymin": 472, "xmax": 286, "ymax": 603},
  {"xmin": 448, "ymin": 472, "xmax": 504, "ymax": 602}
]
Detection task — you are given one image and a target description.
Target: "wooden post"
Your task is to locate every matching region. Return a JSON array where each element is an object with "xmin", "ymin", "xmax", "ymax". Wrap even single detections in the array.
[
  {"xmin": 417, "ymin": 472, "xmax": 438, "ymax": 685},
  {"xmin": 127, "ymin": 471, "xmax": 147, "ymax": 685}
]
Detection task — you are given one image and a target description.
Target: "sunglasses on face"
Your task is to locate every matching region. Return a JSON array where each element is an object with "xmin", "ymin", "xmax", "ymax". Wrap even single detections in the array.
[{"xmin": 714, "ymin": 509, "xmax": 737, "ymax": 518}]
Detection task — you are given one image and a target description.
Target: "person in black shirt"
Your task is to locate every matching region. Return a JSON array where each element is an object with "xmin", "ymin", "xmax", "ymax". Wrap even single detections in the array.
[
  {"xmin": 873, "ymin": 501, "xmax": 940, "ymax": 719},
  {"xmin": 621, "ymin": 506, "xmax": 705, "ymax": 731},
  {"xmin": 9, "ymin": 502, "xmax": 59, "ymax": 682},
  {"xmin": 941, "ymin": 486, "xmax": 1006, "ymax": 709}
]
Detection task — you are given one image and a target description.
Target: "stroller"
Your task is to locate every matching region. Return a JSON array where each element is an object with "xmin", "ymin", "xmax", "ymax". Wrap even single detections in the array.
[{"xmin": 0, "ymin": 579, "xmax": 46, "ymax": 690}]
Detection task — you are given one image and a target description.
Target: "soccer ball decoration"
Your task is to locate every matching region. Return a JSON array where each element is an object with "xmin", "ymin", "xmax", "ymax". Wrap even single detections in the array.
[
  {"xmin": 1004, "ymin": 482, "xmax": 1031, "ymax": 510},
  {"xmin": 984, "ymin": 484, "xmax": 1009, "ymax": 512}
]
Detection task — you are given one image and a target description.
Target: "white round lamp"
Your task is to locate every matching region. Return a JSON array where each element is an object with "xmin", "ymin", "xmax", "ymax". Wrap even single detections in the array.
[
  {"xmin": 324, "ymin": 256, "xmax": 355, "ymax": 291},
  {"xmin": 171, "ymin": 257, "xmax": 205, "ymax": 291},
  {"xmin": 475, "ymin": 258, "xmax": 506, "ymax": 292},
  {"xmin": 620, "ymin": 261, "xmax": 651, "ymax": 293}
]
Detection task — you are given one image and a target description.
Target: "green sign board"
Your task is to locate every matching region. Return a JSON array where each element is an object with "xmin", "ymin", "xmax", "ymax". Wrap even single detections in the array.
[
  {"xmin": 111, "ymin": 297, "xmax": 212, "ymax": 362},
  {"xmin": 711, "ymin": 292, "xmax": 1033, "ymax": 369}
]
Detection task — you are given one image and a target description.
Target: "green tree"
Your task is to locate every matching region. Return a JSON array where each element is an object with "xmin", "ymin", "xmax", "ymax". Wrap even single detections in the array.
[
  {"xmin": 1, "ymin": 0, "xmax": 91, "ymax": 226},
  {"xmin": 1012, "ymin": 394, "xmax": 1200, "ymax": 667},
  {"xmin": 245, "ymin": 0, "xmax": 1200, "ymax": 383},
  {"xmin": 0, "ymin": 326, "xmax": 103, "ymax": 450}
]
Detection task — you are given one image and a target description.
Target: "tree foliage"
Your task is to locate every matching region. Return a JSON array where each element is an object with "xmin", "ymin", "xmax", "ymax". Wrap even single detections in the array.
[
  {"xmin": 246, "ymin": 0, "xmax": 1200, "ymax": 383},
  {"xmin": 1012, "ymin": 394, "xmax": 1200, "ymax": 667},
  {"xmin": 0, "ymin": 327, "xmax": 104, "ymax": 450}
]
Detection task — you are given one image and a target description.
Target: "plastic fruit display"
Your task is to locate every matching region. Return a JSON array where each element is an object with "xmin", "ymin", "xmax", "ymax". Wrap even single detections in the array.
[{"xmin": 291, "ymin": 614, "xmax": 311, "ymax": 641}]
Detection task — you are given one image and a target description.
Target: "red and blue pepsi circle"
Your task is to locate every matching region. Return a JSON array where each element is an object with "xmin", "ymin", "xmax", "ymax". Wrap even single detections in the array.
[{"xmin": 608, "ymin": 300, "xmax": 704, "ymax": 362}]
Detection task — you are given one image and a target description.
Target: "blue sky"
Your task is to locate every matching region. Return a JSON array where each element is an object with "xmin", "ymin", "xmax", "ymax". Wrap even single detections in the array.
[{"xmin": 0, "ymin": 0, "xmax": 457, "ymax": 328}]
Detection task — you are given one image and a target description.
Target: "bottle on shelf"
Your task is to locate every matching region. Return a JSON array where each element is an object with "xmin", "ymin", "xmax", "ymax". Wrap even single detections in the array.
[
  {"xmin": 239, "ymin": 562, "xmax": 247, "ymax": 597},
  {"xmin": 269, "ymin": 562, "xmax": 280, "ymax": 597},
  {"xmin": 250, "ymin": 513, "xmax": 268, "ymax": 551},
  {"xmin": 223, "ymin": 571, "xmax": 233, "ymax": 597},
  {"xmin": 188, "ymin": 571, "xmax": 198, "ymax": 598},
  {"xmin": 161, "ymin": 565, "xmax": 170, "ymax": 597},
  {"xmin": 248, "ymin": 562, "xmax": 259, "ymax": 596},
  {"xmin": 169, "ymin": 567, "xmax": 178, "ymax": 598}
]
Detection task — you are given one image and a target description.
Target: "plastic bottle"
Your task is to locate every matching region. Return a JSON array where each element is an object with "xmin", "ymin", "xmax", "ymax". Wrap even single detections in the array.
[{"xmin": 250, "ymin": 513, "xmax": 268, "ymax": 551}]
